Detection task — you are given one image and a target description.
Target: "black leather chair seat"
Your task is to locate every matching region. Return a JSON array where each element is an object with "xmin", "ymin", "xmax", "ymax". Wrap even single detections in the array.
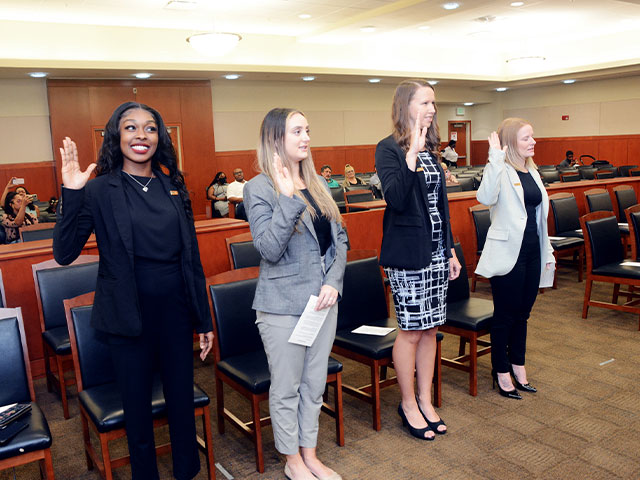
[
  {"xmin": 42, "ymin": 326, "xmax": 71, "ymax": 355},
  {"xmin": 557, "ymin": 229, "xmax": 584, "ymax": 239},
  {"xmin": 334, "ymin": 318, "xmax": 397, "ymax": 359},
  {"xmin": 445, "ymin": 298, "xmax": 493, "ymax": 331},
  {"xmin": 550, "ymin": 237, "xmax": 584, "ymax": 251},
  {"xmin": 79, "ymin": 379, "xmax": 209, "ymax": 433},
  {"xmin": 0, "ymin": 403, "xmax": 51, "ymax": 461},
  {"xmin": 592, "ymin": 262, "xmax": 640, "ymax": 279}
]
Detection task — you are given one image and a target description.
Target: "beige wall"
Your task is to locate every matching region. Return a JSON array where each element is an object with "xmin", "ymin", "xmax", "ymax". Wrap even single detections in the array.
[{"xmin": 0, "ymin": 79, "xmax": 53, "ymax": 164}]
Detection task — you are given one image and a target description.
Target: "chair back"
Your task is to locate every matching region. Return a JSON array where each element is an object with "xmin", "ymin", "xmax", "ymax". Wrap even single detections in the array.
[
  {"xmin": 225, "ymin": 232, "xmax": 261, "ymax": 269},
  {"xmin": 613, "ymin": 186, "xmax": 637, "ymax": 222},
  {"xmin": 458, "ymin": 177, "xmax": 474, "ymax": 191},
  {"xmin": 344, "ymin": 183, "xmax": 370, "ymax": 192},
  {"xmin": 550, "ymin": 193, "xmax": 580, "ymax": 233},
  {"xmin": 580, "ymin": 212, "xmax": 624, "ymax": 270},
  {"xmin": 584, "ymin": 189, "xmax": 613, "ymax": 213},
  {"xmin": 33, "ymin": 257, "xmax": 100, "ymax": 331},
  {"xmin": 578, "ymin": 167, "xmax": 596, "ymax": 180},
  {"xmin": 0, "ymin": 308, "xmax": 33, "ymax": 404},
  {"xmin": 626, "ymin": 205, "xmax": 640, "ymax": 261},
  {"xmin": 540, "ymin": 170, "xmax": 560, "ymax": 184},
  {"xmin": 560, "ymin": 172, "xmax": 580, "ymax": 182},
  {"xmin": 207, "ymin": 268, "xmax": 263, "ymax": 362},
  {"xmin": 337, "ymin": 254, "xmax": 387, "ymax": 330},
  {"xmin": 470, "ymin": 205, "xmax": 491, "ymax": 253},
  {"xmin": 446, "ymin": 243, "xmax": 470, "ymax": 302},
  {"xmin": 19, "ymin": 223, "xmax": 55, "ymax": 242},
  {"xmin": 595, "ymin": 170, "xmax": 615, "ymax": 179},
  {"xmin": 65, "ymin": 293, "xmax": 115, "ymax": 391},
  {"xmin": 446, "ymin": 184, "xmax": 462, "ymax": 193},
  {"xmin": 344, "ymin": 189, "xmax": 374, "ymax": 205},
  {"xmin": 619, "ymin": 165, "xmax": 638, "ymax": 177}
]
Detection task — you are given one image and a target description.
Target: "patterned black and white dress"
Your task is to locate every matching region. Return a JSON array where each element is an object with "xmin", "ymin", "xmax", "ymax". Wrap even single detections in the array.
[{"xmin": 384, "ymin": 151, "xmax": 449, "ymax": 330}]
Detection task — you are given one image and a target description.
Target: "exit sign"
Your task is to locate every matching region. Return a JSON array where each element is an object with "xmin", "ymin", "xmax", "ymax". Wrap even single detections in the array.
[{"xmin": 562, "ymin": 115, "xmax": 570, "ymax": 121}]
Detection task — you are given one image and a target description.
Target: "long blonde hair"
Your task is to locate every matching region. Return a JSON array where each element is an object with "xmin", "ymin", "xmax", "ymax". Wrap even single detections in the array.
[
  {"xmin": 391, "ymin": 79, "xmax": 441, "ymax": 158},
  {"xmin": 256, "ymin": 108, "xmax": 342, "ymax": 223},
  {"xmin": 497, "ymin": 117, "xmax": 537, "ymax": 170}
]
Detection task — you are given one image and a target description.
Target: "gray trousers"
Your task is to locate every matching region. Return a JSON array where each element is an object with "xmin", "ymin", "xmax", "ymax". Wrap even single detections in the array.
[{"xmin": 256, "ymin": 304, "xmax": 337, "ymax": 455}]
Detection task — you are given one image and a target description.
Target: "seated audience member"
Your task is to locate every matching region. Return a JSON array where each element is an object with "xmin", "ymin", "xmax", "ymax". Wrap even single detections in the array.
[
  {"xmin": 206, "ymin": 171, "xmax": 229, "ymax": 217},
  {"xmin": 2, "ymin": 178, "xmax": 40, "ymax": 218},
  {"xmin": 441, "ymin": 163, "xmax": 459, "ymax": 186},
  {"xmin": 227, "ymin": 167, "xmax": 248, "ymax": 220},
  {"xmin": 558, "ymin": 150, "xmax": 578, "ymax": 168},
  {"xmin": 342, "ymin": 164, "xmax": 366, "ymax": 191},
  {"xmin": 369, "ymin": 168, "xmax": 383, "ymax": 199},
  {"xmin": 321, "ymin": 165, "xmax": 340, "ymax": 188},
  {"xmin": 39, "ymin": 197, "xmax": 58, "ymax": 223},
  {"xmin": 440, "ymin": 140, "xmax": 459, "ymax": 167},
  {"xmin": 2, "ymin": 191, "xmax": 38, "ymax": 242}
]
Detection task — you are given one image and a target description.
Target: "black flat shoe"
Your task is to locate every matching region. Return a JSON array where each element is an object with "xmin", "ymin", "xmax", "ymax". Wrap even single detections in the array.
[
  {"xmin": 416, "ymin": 396, "xmax": 447, "ymax": 434},
  {"xmin": 510, "ymin": 366, "xmax": 537, "ymax": 393},
  {"xmin": 492, "ymin": 370, "xmax": 522, "ymax": 400},
  {"xmin": 397, "ymin": 403, "xmax": 435, "ymax": 440}
]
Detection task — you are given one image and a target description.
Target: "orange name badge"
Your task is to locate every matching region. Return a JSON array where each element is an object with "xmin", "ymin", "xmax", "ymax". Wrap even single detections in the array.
[
  {"xmin": 514, "ymin": 182, "xmax": 521, "ymax": 186},
  {"xmin": 416, "ymin": 167, "xmax": 424, "ymax": 172},
  {"xmin": 169, "ymin": 190, "xmax": 179, "ymax": 195}
]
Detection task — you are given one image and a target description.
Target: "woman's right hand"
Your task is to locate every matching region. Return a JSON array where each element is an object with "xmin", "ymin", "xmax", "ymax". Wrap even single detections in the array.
[
  {"xmin": 60, "ymin": 137, "xmax": 97, "ymax": 190},
  {"xmin": 488, "ymin": 131, "xmax": 508, "ymax": 153},
  {"xmin": 406, "ymin": 107, "xmax": 427, "ymax": 171},
  {"xmin": 272, "ymin": 152, "xmax": 295, "ymax": 198}
]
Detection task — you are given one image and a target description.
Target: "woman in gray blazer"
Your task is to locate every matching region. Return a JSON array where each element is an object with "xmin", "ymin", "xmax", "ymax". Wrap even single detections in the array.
[{"xmin": 243, "ymin": 108, "xmax": 348, "ymax": 480}]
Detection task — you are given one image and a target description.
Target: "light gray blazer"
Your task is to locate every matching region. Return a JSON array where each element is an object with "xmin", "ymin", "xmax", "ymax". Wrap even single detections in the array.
[{"xmin": 244, "ymin": 173, "xmax": 348, "ymax": 315}]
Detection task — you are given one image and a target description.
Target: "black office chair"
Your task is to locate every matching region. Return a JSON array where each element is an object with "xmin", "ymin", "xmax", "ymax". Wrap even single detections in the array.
[
  {"xmin": 458, "ymin": 177, "xmax": 474, "ymax": 191},
  {"xmin": 225, "ymin": 232, "xmax": 262, "ymax": 269},
  {"xmin": 19, "ymin": 224, "xmax": 56, "ymax": 242},
  {"xmin": 207, "ymin": 268, "xmax": 344, "ymax": 473},
  {"xmin": 613, "ymin": 185, "xmax": 638, "ymax": 223},
  {"xmin": 578, "ymin": 167, "xmax": 596, "ymax": 180},
  {"xmin": 64, "ymin": 293, "xmax": 216, "ymax": 479},
  {"xmin": 549, "ymin": 193, "xmax": 583, "ymax": 239},
  {"xmin": 0, "ymin": 308, "xmax": 55, "ymax": 479},
  {"xmin": 32, "ymin": 256, "xmax": 99, "ymax": 419},
  {"xmin": 594, "ymin": 170, "xmax": 615, "ymax": 179},
  {"xmin": 584, "ymin": 188, "xmax": 628, "ymax": 236},
  {"xmin": 560, "ymin": 172, "xmax": 581, "ymax": 182},
  {"xmin": 344, "ymin": 189, "xmax": 374, "ymax": 212},
  {"xmin": 540, "ymin": 170, "xmax": 560, "ymax": 184},
  {"xmin": 619, "ymin": 165, "xmax": 638, "ymax": 177},
  {"xmin": 470, "ymin": 205, "xmax": 491, "ymax": 292},
  {"xmin": 330, "ymin": 186, "xmax": 346, "ymax": 213}
]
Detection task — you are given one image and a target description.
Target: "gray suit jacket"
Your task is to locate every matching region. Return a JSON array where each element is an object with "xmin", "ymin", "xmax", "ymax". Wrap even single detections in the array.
[{"xmin": 244, "ymin": 174, "xmax": 348, "ymax": 315}]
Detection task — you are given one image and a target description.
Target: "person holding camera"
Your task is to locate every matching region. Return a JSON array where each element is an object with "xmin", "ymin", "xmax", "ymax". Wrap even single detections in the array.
[{"xmin": 1, "ymin": 190, "xmax": 38, "ymax": 242}]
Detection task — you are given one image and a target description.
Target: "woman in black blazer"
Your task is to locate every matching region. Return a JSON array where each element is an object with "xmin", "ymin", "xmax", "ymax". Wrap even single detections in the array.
[
  {"xmin": 53, "ymin": 102, "xmax": 213, "ymax": 480},
  {"xmin": 376, "ymin": 79, "xmax": 461, "ymax": 440}
]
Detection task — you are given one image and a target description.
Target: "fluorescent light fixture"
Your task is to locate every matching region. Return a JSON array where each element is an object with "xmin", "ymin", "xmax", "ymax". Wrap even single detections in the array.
[
  {"xmin": 133, "ymin": 73, "xmax": 153, "ymax": 79},
  {"xmin": 463, "ymin": 102, "xmax": 474, "ymax": 106},
  {"xmin": 301, "ymin": 76, "xmax": 315, "ymax": 82},
  {"xmin": 496, "ymin": 87, "xmax": 508, "ymax": 92},
  {"xmin": 28, "ymin": 72, "xmax": 48, "ymax": 78},
  {"xmin": 360, "ymin": 26, "xmax": 376, "ymax": 33},
  {"xmin": 510, "ymin": 1, "xmax": 524, "ymax": 6},
  {"xmin": 223, "ymin": 74, "xmax": 241, "ymax": 80},
  {"xmin": 187, "ymin": 32, "xmax": 241, "ymax": 56},
  {"xmin": 165, "ymin": 0, "xmax": 198, "ymax": 10},
  {"xmin": 418, "ymin": 25, "xmax": 431, "ymax": 30},
  {"xmin": 442, "ymin": 2, "xmax": 460, "ymax": 10},
  {"xmin": 428, "ymin": 80, "xmax": 439, "ymax": 85},
  {"xmin": 298, "ymin": 14, "xmax": 312, "ymax": 19},
  {"xmin": 563, "ymin": 79, "xmax": 576, "ymax": 84},
  {"xmin": 368, "ymin": 78, "xmax": 381, "ymax": 83}
]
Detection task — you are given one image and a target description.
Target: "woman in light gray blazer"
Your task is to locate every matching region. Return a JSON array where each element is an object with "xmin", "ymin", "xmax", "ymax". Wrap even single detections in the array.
[{"xmin": 243, "ymin": 108, "xmax": 348, "ymax": 480}]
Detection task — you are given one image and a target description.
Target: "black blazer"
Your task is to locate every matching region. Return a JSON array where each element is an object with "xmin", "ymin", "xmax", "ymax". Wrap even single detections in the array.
[
  {"xmin": 53, "ymin": 168, "xmax": 212, "ymax": 337},
  {"xmin": 375, "ymin": 135, "xmax": 453, "ymax": 269}
]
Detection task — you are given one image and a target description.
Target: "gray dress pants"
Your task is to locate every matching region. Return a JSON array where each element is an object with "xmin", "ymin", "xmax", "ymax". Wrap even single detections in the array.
[{"xmin": 256, "ymin": 304, "xmax": 337, "ymax": 455}]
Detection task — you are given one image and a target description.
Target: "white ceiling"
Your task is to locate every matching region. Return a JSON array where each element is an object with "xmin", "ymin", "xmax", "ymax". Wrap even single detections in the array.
[{"xmin": 0, "ymin": 0, "xmax": 639, "ymax": 87}]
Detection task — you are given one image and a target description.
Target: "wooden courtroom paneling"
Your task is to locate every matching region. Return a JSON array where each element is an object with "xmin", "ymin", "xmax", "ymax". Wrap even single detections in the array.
[{"xmin": 0, "ymin": 162, "xmax": 58, "ymax": 203}]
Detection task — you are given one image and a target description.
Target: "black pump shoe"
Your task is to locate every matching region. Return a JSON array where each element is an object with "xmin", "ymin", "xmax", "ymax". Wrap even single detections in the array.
[
  {"xmin": 492, "ymin": 370, "xmax": 522, "ymax": 400},
  {"xmin": 397, "ymin": 404, "xmax": 435, "ymax": 440},
  {"xmin": 510, "ymin": 366, "xmax": 537, "ymax": 393},
  {"xmin": 416, "ymin": 396, "xmax": 447, "ymax": 434}
]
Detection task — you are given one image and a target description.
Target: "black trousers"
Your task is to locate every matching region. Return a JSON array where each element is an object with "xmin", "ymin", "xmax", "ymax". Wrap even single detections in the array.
[
  {"xmin": 107, "ymin": 260, "xmax": 199, "ymax": 480},
  {"xmin": 489, "ymin": 232, "xmax": 541, "ymax": 373}
]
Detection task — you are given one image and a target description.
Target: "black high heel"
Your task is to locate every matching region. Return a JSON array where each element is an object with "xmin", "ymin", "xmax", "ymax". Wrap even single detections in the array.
[
  {"xmin": 510, "ymin": 366, "xmax": 537, "ymax": 393},
  {"xmin": 397, "ymin": 403, "xmax": 435, "ymax": 441},
  {"xmin": 491, "ymin": 370, "xmax": 522, "ymax": 400},
  {"xmin": 416, "ymin": 395, "xmax": 447, "ymax": 435}
]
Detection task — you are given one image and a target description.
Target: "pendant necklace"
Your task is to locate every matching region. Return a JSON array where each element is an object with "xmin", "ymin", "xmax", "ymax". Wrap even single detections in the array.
[{"xmin": 124, "ymin": 171, "xmax": 154, "ymax": 192}]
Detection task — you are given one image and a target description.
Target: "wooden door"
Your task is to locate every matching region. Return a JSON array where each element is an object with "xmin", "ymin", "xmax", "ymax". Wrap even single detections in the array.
[{"xmin": 448, "ymin": 121, "xmax": 471, "ymax": 165}]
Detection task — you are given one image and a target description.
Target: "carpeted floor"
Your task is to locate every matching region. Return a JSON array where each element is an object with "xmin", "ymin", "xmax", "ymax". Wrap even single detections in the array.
[{"xmin": 3, "ymin": 265, "xmax": 640, "ymax": 479}]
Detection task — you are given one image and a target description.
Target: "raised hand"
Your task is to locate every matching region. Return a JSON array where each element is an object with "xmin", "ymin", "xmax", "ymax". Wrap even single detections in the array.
[
  {"xmin": 488, "ymin": 131, "xmax": 507, "ymax": 153},
  {"xmin": 272, "ymin": 152, "xmax": 295, "ymax": 198},
  {"xmin": 406, "ymin": 107, "xmax": 428, "ymax": 171},
  {"xmin": 59, "ymin": 137, "xmax": 97, "ymax": 190}
]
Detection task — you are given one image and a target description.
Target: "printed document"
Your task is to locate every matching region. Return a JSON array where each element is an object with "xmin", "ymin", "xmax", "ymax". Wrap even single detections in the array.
[
  {"xmin": 288, "ymin": 295, "xmax": 329, "ymax": 346},
  {"xmin": 351, "ymin": 325, "xmax": 395, "ymax": 336}
]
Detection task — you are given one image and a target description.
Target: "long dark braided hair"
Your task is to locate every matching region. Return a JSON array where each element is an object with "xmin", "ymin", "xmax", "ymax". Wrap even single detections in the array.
[{"xmin": 96, "ymin": 101, "xmax": 193, "ymax": 220}]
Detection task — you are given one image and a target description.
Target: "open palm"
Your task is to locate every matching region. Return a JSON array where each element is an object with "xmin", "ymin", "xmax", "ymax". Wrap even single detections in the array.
[{"xmin": 60, "ymin": 137, "xmax": 96, "ymax": 190}]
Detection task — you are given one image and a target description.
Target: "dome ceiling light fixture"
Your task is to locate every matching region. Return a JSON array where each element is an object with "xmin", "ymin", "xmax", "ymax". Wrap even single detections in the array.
[{"xmin": 187, "ymin": 32, "xmax": 241, "ymax": 56}]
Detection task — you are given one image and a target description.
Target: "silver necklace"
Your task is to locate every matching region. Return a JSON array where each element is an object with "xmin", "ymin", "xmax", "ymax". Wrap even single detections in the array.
[{"xmin": 123, "ymin": 171, "xmax": 154, "ymax": 192}]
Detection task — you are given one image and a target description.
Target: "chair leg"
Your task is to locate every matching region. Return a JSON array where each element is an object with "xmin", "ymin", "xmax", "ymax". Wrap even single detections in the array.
[
  {"xmin": 201, "ymin": 406, "xmax": 216, "ymax": 480},
  {"xmin": 215, "ymin": 376, "xmax": 225, "ymax": 435},
  {"xmin": 334, "ymin": 373, "xmax": 345, "ymax": 446},
  {"xmin": 471, "ymin": 272, "xmax": 477, "ymax": 292},
  {"xmin": 613, "ymin": 283, "xmax": 620, "ymax": 304},
  {"xmin": 41, "ymin": 448, "xmax": 56, "ymax": 480},
  {"xmin": 583, "ymin": 279, "xmax": 592, "ymax": 318},
  {"xmin": 469, "ymin": 334, "xmax": 478, "ymax": 397},
  {"xmin": 371, "ymin": 361, "xmax": 382, "ymax": 431},
  {"xmin": 56, "ymin": 354, "xmax": 70, "ymax": 419},
  {"xmin": 250, "ymin": 395, "xmax": 264, "ymax": 473},
  {"xmin": 80, "ymin": 415, "xmax": 93, "ymax": 470},
  {"xmin": 43, "ymin": 342, "xmax": 53, "ymax": 392},
  {"xmin": 578, "ymin": 248, "xmax": 584, "ymax": 282},
  {"xmin": 100, "ymin": 433, "xmax": 114, "ymax": 480},
  {"xmin": 458, "ymin": 338, "xmax": 466, "ymax": 357}
]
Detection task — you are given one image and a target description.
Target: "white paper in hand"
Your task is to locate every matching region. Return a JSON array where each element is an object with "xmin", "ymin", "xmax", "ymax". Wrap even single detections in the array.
[
  {"xmin": 539, "ymin": 263, "xmax": 556, "ymax": 288},
  {"xmin": 288, "ymin": 295, "xmax": 330, "ymax": 346}
]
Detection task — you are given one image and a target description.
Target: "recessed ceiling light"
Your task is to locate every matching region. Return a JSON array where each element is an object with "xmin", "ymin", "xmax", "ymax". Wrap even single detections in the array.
[
  {"xmin": 133, "ymin": 73, "xmax": 152, "ymax": 79},
  {"xmin": 496, "ymin": 87, "xmax": 508, "ymax": 92},
  {"xmin": 298, "ymin": 14, "xmax": 312, "ymax": 19},
  {"xmin": 563, "ymin": 79, "xmax": 576, "ymax": 84},
  {"xmin": 418, "ymin": 25, "xmax": 431, "ymax": 30},
  {"xmin": 464, "ymin": 102, "xmax": 474, "ymax": 106},
  {"xmin": 301, "ymin": 76, "xmax": 315, "ymax": 82},
  {"xmin": 360, "ymin": 26, "xmax": 376, "ymax": 33},
  {"xmin": 28, "ymin": 72, "xmax": 48, "ymax": 78},
  {"xmin": 442, "ymin": 2, "xmax": 460, "ymax": 10},
  {"xmin": 510, "ymin": 1, "xmax": 524, "ymax": 6},
  {"xmin": 368, "ymin": 78, "xmax": 381, "ymax": 83},
  {"xmin": 428, "ymin": 80, "xmax": 439, "ymax": 85},
  {"xmin": 165, "ymin": 0, "xmax": 198, "ymax": 10},
  {"xmin": 224, "ymin": 74, "xmax": 241, "ymax": 80}
]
